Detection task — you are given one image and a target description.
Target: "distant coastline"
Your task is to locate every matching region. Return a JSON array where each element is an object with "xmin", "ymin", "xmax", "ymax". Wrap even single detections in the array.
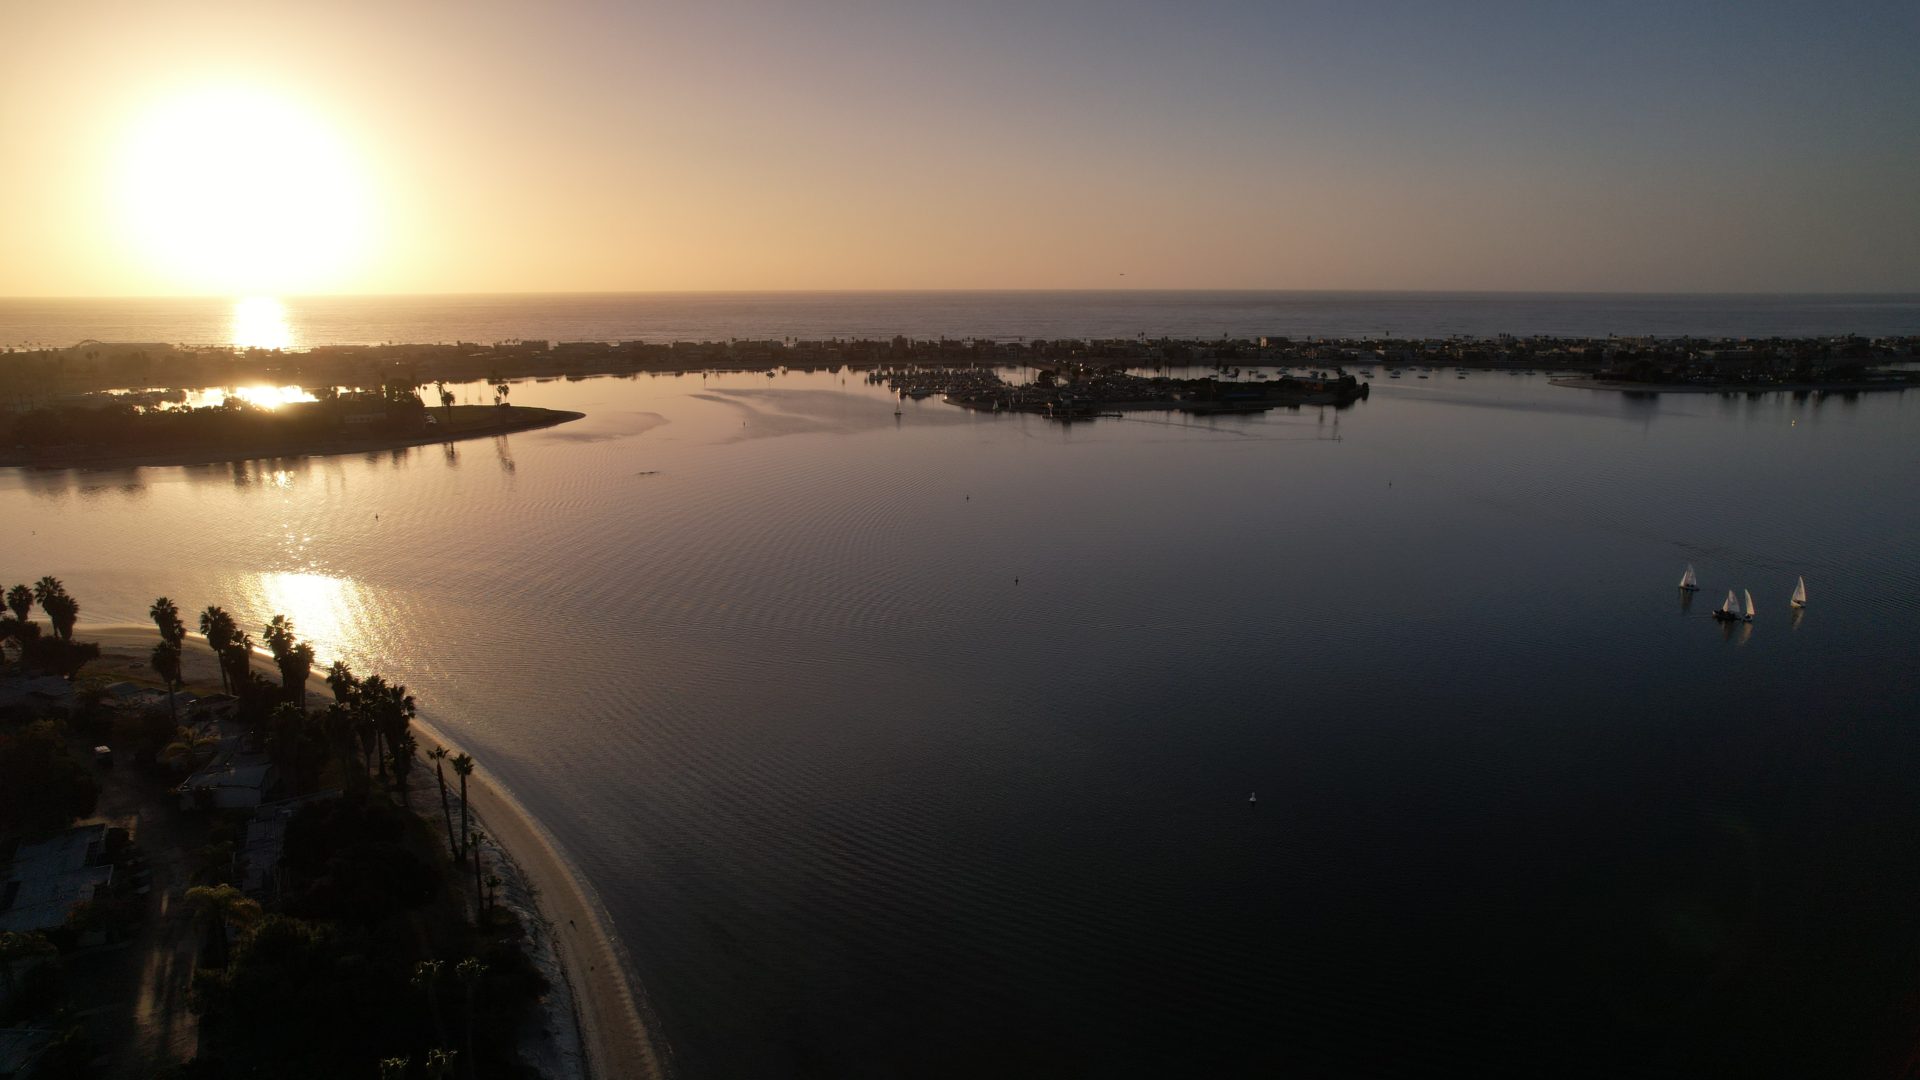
[
  {"xmin": 5, "ymin": 291, "xmax": 1920, "ymax": 347},
  {"xmin": 0, "ymin": 404, "xmax": 581, "ymax": 470}
]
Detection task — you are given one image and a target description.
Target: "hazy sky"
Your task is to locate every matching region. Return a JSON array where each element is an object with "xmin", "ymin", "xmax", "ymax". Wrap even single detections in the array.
[{"xmin": 3, "ymin": 0, "xmax": 1915, "ymax": 296}]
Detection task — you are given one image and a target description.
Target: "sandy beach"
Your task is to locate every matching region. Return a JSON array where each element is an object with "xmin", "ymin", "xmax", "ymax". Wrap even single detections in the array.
[{"xmin": 83, "ymin": 624, "xmax": 666, "ymax": 1080}]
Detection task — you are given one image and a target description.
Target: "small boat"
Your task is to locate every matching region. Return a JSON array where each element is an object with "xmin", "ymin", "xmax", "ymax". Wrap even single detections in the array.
[
  {"xmin": 1711, "ymin": 590, "xmax": 1742, "ymax": 622},
  {"xmin": 1678, "ymin": 564, "xmax": 1700, "ymax": 592},
  {"xmin": 1248, "ymin": 792, "xmax": 1257, "ymax": 805},
  {"xmin": 1791, "ymin": 576, "xmax": 1808, "ymax": 609},
  {"xmin": 1743, "ymin": 589, "xmax": 1756, "ymax": 622}
]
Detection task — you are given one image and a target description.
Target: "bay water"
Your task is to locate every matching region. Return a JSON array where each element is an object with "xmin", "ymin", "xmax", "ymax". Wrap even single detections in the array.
[{"xmin": 6, "ymin": 361, "xmax": 1919, "ymax": 1075}]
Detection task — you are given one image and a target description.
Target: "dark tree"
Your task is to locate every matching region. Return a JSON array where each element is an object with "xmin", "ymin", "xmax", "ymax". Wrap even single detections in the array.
[
  {"xmin": 199, "ymin": 606, "xmax": 238, "ymax": 694},
  {"xmin": 151, "ymin": 640, "xmax": 183, "ymax": 726},
  {"xmin": 4, "ymin": 584, "xmax": 31, "ymax": 623}
]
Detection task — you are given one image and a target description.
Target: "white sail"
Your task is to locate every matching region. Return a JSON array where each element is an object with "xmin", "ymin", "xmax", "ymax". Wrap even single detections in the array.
[
  {"xmin": 1744, "ymin": 590, "xmax": 1756, "ymax": 619},
  {"xmin": 1792, "ymin": 576, "xmax": 1807, "ymax": 607},
  {"xmin": 1680, "ymin": 564, "xmax": 1698, "ymax": 589},
  {"xmin": 1722, "ymin": 590, "xmax": 1738, "ymax": 614}
]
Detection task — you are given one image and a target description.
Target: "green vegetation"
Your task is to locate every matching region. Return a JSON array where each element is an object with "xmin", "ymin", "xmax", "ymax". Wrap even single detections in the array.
[
  {"xmin": 178, "ymin": 794, "xmax": 544, "ymax": 1079},
  {"xmin": 153, "ymin": 607, "xmax": 542, "ymax": 1079},
  {"xmin": 1, "ymin": 579, "xmax": 548, "ymax": 1078},
  {"xmin": 0, "ymin": 576, "xmax": 102, "ymax": 832},
  {"xmin": 0, "ymin": 577, "xmax": 100, "ymax": 679}
]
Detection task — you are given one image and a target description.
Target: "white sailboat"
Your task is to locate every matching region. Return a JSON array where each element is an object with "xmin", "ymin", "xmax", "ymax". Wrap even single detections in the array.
[
  {"xmin": 1712, "ymin": 589, "xmax": 1741, "ymax": 622},
  {"xmin": 1743, "ymin": 589, "xmax": 1756, "ymax": 622},
  {"xmin": 1678, "ymin": 564, "xmax": 1699, "ymax": 591},
  {"xmin": 1791, "ymin": 576, "xmax": 1808, "ymax": 609}
]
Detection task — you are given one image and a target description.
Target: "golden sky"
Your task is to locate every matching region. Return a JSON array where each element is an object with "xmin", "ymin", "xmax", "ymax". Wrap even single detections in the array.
[{"xmin": 3, "ymin": 0, "xmax": 1915, "ymax": 297}]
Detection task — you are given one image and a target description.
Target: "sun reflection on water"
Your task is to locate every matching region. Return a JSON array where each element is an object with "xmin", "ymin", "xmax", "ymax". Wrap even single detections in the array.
[
  {"xmin": 243, "ymin": 571, "xmax": 373, "ymax": 665},
  {"xmin": 231, "ymin": 296, "xmax": 296, "ymax": 350},
  {"xmin": 187, "ymin": 384, "xmax": 319, "ymax": 410}
]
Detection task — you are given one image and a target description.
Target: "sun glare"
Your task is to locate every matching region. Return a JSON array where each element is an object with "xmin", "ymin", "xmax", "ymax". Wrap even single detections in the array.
[
  {"xmin": 187, "ymin": 384, "xmax": 318, "ymax": 410},
  {"xmin": 232, "ymin": 296, "xmax": 296, "ymax": 350},
  {"xmin": 119, "ymin": 85, "xmax": 375, "ymax": 295},
  {"xmin": 245, "ymin": 572, "xmax": 373, "ymax": 667}
]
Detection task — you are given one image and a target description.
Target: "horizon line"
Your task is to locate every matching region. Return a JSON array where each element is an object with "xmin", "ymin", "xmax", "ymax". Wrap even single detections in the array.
[{"xmin": 6, "ymin": 287, "xmax": 1920, "ymax": 303}]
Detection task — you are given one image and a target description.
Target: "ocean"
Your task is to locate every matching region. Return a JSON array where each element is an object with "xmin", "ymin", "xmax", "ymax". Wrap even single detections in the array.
[
  {"xmin": 4, "ymin": 290, "xmax": 1920, "ymax": 348},
  {"xmin": 5, "ymin": 293, "xmax": 1920, "ymax": 1077}
]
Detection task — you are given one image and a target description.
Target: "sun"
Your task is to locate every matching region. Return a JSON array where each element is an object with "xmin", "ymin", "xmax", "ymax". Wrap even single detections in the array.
[{"xmin": 119, "ymin": 85, "xmax": 376, "ymax": 295}]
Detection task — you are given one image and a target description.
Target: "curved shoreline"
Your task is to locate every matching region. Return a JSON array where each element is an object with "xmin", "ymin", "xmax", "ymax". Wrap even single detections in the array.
[
  {"xmin": 83, "ymin": 624, "xmax": 667, "ymax": 1080},
  {"xmin": 0, "ymin": 407, "xmax": 584, "ymax": 471}
]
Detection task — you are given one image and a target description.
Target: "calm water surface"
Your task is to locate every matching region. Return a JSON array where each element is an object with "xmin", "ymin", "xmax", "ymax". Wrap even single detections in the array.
[{"xmin": 8, "ymin": 370, "xmax": 1920, "ymax": 1077}]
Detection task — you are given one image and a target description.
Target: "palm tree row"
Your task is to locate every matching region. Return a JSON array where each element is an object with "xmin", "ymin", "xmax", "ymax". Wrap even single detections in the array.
[
  {"xmin": 0, "ymin": 575, "xmax": 79, "ymax": 642},
  {"xmin": 150, "ymin": 596, "xmax": 497, "ymax": 930},
  {"xmin": 2, "ymin": 575, "xmax": 98, "ymax": 677}
]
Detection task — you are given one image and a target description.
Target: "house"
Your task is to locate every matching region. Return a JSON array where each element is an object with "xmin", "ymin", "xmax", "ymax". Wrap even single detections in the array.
[
  {"xmin": 178, "ymin": 754, "xmax": 280, "ymax": 811},
  {"xmin": 0, "ymin": 824, "xmax": 114, "ymax": 935}
]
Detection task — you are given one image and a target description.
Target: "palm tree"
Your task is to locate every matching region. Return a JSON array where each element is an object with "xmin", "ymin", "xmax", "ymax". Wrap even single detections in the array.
[
  {"xmin": 264, "ymin": 619, "xmax": 312, "ymax": 707},
  {"xmin": 5, "ymin": 584, "xmax": 32, "ymax": 623},
  {"xmin": 183, "ymin": 883, "xmax": 261, "ymax": 969},
  {"xmin": 455, "ymin": 957, "xmax": 486, "ymax": 1078},
  {"xmin": 391, "ymin": 731, "xmax": 418, "ymax": 808},
  {"xmin": 199, "ymin": 606, "xmax": 236, "ymax": 694},
  {"xmin": 357, "ymin": 676, "xmax": 416, "ymax": 793},
  {"xmin": 31, "ymin": 575, "xmax": 64, "ymax": 606},
  {"xmin": 149, "ymin": 596, "xmax": 185, "ymax": 647},
  {"xmin": 263, "ymin": 615, "xmax": 295, "ymax": 664},
  {"xmin": 325, "ymin": 658, "xmax": 357, "ymax": 703},
  {"xmin": 429, "ymin": 746, "xmax": 460, "ymax": 859},
  {"xmin": 150, "ymin": 640, "xmax": 182, "ymax": 727},
  {"xmin": 220, "ymin": 631, "xmax": 254, "ymax": 702},
  {"xmin": 414, "ymin": 959, "xmax": 447, "ymax": 1046},
  {"xmin": 41, "ymin": 593, "xmax": 78, "ymax": 641},
  {"xmin": 451, "ymin": 753, "xmax": 475, "ymax": 859},
  {"xmin": 468, "ymin": 829, "xmax": 487, "ymax": 924},
  {"xmin": 291, "ymin": 642, "xmax": 314, "ymax": 707}
]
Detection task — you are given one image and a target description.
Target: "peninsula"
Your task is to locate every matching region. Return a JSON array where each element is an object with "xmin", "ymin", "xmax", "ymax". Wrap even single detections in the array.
[{"xmin": 0, "ymin": 385, "xmax": 581, "ymax": 470}]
